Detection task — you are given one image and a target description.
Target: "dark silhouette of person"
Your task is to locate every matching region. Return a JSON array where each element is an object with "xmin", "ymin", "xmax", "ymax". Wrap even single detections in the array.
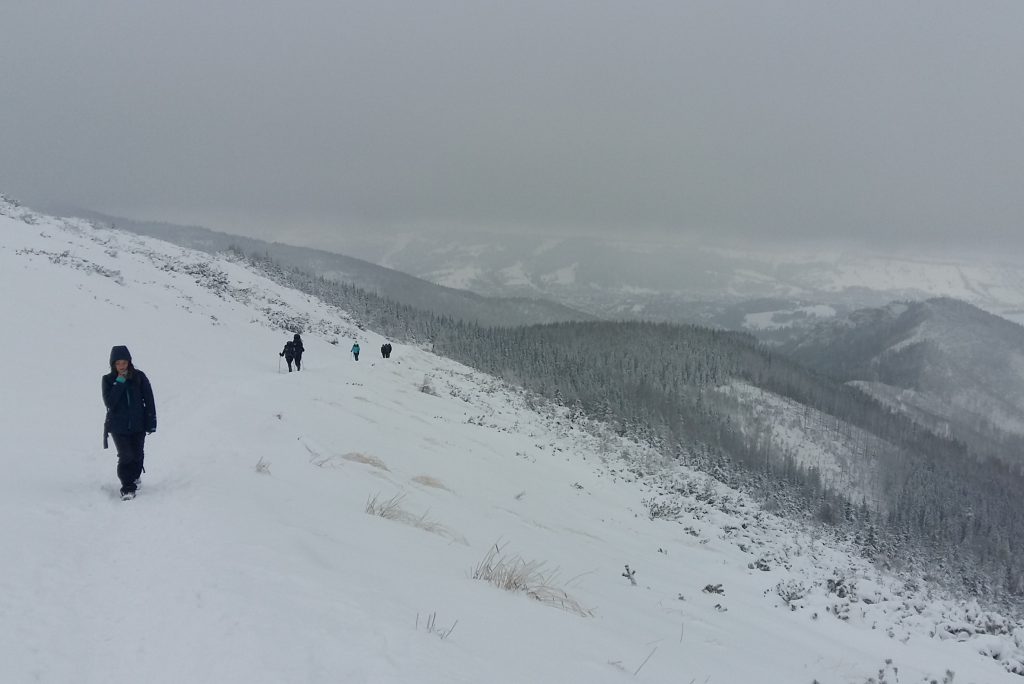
[
  {"xmin": 292, "ymin": 333, "xmax": 305, "ymax": 370},
  {"xmin": 280, "ymin": 340, "xmax": 296, "ymax": 371},
  {"xmin": 102, "ymin": 345, "xmax": 156, "ymax": 500}
]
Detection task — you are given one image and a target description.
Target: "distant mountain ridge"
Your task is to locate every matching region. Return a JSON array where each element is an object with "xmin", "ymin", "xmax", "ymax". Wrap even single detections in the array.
[
  {"xmin": 39, "ymin": 206, "xmax": 1024, "ymax": 332},
  {"xmin": 781, "ymin": 297, "xmax": 1024, "ymax": 461},
  {"xmin": 40, "ymin": 207, "xmax": 595, "ymax": 327},
  {"xmin": 294, "ymin": 229, "xmax": 1024, "ymax": 329}
]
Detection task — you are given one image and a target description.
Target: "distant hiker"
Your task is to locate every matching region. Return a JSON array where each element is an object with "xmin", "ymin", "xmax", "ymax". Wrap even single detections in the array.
[
  {"xmin": 382, "ymin": 342, "xmax": 392, "ymax": 359},
  {"xmin": 102, "ymin": 345, "xmax": 157, "ymax": 501},
  {"xmin": 280, "ymin": 339, "xmax": 296, "ymax": 372},
  {"xmin": 292, "ymin": 333, "xmax": 305, "ymax": 371},
  {"xmin": 351, "ymin": 341, "xmax": 360, "ymax": 361}
]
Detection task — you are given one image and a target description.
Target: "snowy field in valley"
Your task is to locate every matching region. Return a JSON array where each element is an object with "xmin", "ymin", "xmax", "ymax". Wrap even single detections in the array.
[{"xmin": 1, "ymin": 198, "xmax": 1022, "ymax": 683}]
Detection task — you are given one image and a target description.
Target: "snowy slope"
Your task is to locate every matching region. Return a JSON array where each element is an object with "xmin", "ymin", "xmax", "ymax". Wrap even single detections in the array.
[{"xmin": 1, "ymin": 198, "xmax": 1022, "ymax": 683}]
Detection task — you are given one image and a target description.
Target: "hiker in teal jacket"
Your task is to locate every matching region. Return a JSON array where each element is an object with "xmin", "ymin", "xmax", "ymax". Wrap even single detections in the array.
[{"xmin": 102, "ymin": 345, "xmax": 156, "ymax": 499}]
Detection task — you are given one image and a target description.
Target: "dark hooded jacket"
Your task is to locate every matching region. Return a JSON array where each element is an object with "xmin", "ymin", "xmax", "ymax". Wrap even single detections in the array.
[{"xmin": 102, "ymin": 345, "xmax": 157, "ymax": 434}]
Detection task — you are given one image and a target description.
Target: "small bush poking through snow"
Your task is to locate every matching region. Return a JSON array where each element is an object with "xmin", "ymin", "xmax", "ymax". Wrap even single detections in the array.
[
  {"xmin": 642, "ymin": 496, "xmax": 682, "ymax": 520},
  {"xmin": 472, "ymin": 543, "xmax": 591, "ymax": 617},
  {"xmin": 775, "ymin": 580, "xmax": 807, "ymax": 610},
  {"xmin": 254, "ymin": 456, "xmax": 271, "ymax": 474}
]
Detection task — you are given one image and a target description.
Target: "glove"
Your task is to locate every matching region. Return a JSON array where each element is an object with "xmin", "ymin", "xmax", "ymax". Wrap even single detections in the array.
[{"xmin": 279, "ymin": 352, "xmax": 284, "ymax": 356}]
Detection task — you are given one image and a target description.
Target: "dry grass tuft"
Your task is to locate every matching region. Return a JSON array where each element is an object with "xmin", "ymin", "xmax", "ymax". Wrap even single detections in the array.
[
  {"xmin": 343, "ymin": 452, "xmax": 390, "ymax": 471},
  {"xmin": 411, "ymin": 475, "xmax": 451, "ymax": 491},
  {"xmin": 471, "ymin": 543, "xmax": 591, "ymax": 617},
  {"xmin": 365, "ymin": 492, "xmax": 407, "ymax": 519},
  {"xmin": 365, "ymin": 492, "xmax": 468, "ymax": 545}
]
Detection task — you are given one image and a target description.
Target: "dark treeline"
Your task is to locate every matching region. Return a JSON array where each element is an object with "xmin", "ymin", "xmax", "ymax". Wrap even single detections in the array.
[{"xmin": 235, "ymin": 249, "xmax": 1024, "ymax": 610}]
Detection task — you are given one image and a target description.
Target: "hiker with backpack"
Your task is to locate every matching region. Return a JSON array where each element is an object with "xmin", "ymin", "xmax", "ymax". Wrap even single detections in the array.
[
  {"xmin": 102, "ymin": 346, "xmax": 157, "ymax": 500},
  {"xmin": 351, "ymin": 341, "xmax": 360, "ymax": 361},
  {"xmin": 280, "ymin": 339, "xmax": 296, "ymax": 372},
  {"xmin": 291, "ymin": 333, "xmax": 305, "ymax": 370}
]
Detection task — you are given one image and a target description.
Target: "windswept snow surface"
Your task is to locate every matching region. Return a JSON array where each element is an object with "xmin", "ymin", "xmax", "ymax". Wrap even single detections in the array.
[{"xmin": 1, "ymin": 199, "xmax": 1022, "ymax": 683}]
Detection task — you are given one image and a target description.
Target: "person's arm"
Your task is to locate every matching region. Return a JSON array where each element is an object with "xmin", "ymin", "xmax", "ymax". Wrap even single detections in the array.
[
  {"xmin": 102, "ymin": 374, "xmax": 127, "ymax": 410},
  {"xmin": 140, "ymin": 372, "xmax": 157, "ymax": 433}
]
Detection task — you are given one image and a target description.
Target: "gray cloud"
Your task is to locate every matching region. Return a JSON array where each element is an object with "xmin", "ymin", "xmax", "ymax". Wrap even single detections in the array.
[{"xmin": 2, "ymin": 1, "xmax": 1022, "ymax": 252}]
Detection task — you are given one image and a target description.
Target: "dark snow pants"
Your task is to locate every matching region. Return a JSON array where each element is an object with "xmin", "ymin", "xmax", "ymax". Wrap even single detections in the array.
[
  {"xmin": 285, "ymin": 355, "xmax": 294, "ymax": 372},
  {"xmin": 294, "ymin": 353, "xmax": 302, "ymax": 371},
  {"xmin": 111, "ymin": 432, "xmax": 146, "ymax": 493}
]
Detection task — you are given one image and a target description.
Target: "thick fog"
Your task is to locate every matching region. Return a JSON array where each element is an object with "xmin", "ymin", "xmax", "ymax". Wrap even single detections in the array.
[{"xmin": 2, "ymin": 1, "xmax": 1022, "ymax": 252}]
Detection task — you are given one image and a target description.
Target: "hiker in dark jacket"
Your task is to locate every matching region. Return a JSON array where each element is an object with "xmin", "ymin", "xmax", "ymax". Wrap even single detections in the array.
[
  {"xmin": 292, "ymin": 333, "xmax": 305, "ymax": 371},
  {"xmin": 384, "ymin": 343, "xmax": 392, "ymax": 358},
  {"xmin": 102, "ymin": 345, "xmax": 156, "ymax": 499},
  {"xmin": 380, "ymin": 343, "xmax": 387, "ymax": 358},
  {"xmin": 280, "ymin": 340, "xmax": 296, "ymax": 371}
]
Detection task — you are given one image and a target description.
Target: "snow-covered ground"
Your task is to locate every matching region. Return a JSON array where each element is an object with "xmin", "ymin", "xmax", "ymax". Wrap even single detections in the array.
[{"xmin": 2, "ymin": 198, "xmax": 1022, "ymax": 683}]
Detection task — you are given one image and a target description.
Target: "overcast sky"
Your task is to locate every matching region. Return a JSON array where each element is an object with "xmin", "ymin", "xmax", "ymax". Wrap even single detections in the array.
[{"xmin": 2, "ymin": 1, "xmax": 1022, "ymax": 251}]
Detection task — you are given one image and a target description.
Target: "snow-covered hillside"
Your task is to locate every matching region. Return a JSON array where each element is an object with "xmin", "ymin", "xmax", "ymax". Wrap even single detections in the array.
[
  {"xmin": 2, "ymin": 197, "xmax": 1022, "ymax": 683},
  {"xmin": 782, "ymin": 298, "xmax": 1024, "ymax": 457}
]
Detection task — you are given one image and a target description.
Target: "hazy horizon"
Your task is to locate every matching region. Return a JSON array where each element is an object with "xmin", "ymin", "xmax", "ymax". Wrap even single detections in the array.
[{"xmin": 3, "ymin": 2, "xmax": 1022, "ymax": 254}]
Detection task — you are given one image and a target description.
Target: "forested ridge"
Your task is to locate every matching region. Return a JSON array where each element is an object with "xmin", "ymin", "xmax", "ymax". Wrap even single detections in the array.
[{"xmin": 239, "ymin": 249, "xmax": 1024, "ymax": 610}]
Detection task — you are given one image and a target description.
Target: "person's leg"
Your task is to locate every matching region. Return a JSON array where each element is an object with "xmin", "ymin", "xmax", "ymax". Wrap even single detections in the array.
[
  {"xmin": 111, "ymin": 433, "xmax": 143, "ymax": 494},
  {"xmin": 129, "ymin": 432, "xmax": 146, "ymax": 485},
  {"xmin": 295, "ymin": 354, "xmax": 302, "ymax": 371},
  {"xmin": 286, "ymin": 357, "xmax": 293, "ymax": 371}
]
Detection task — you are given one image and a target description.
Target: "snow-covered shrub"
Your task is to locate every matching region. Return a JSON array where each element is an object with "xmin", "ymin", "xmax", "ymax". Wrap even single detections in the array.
[
  {"xmin": 419, "ymin": 375, "xmax": 438, "ymax": 395},
  {"xmin": 642, "ymin": 496, "xmax": 682, "ymax": 520},
  {"xmin": 182, "ymin": 261, "xmax": 231, "ymax": 296},
  {"xmin": 750, "ymin": 558, "xmax": 771, "ymax": 572},
  {"xmin": 775, "ymin": 580, "xmax": 806, "ymax": 610},
  {"xmin": 827, "ymin": 576, "xmax": 854, "ymax": 599}
]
